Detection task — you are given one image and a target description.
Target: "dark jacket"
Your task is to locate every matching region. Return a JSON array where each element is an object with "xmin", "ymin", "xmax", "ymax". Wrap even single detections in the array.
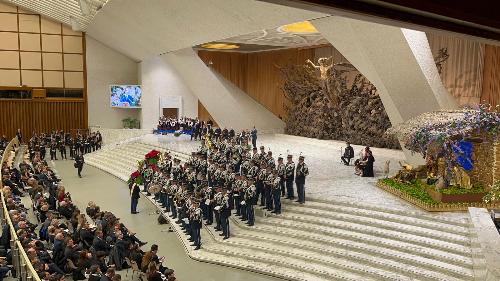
[{"xmin": 131, "ymin": 184, "xmax": 140, "ymax": 199}]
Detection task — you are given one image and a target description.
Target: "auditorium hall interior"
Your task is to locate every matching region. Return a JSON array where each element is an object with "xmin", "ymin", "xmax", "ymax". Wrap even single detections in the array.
[{"xmin": 0, "ymin": 1, "xmax": 499, "ymax": 281}]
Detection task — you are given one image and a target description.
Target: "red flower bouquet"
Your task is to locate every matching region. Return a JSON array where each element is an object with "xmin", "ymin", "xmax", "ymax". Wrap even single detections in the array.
[{"xmin": 145, "ymin": 150, "xmax": 161, "ymax": 159}]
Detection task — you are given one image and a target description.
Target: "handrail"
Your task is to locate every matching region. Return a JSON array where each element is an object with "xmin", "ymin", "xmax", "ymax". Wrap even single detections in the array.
[{"xmin": 0, "ymin": 137, "xmax": 41, "ymax": 281}]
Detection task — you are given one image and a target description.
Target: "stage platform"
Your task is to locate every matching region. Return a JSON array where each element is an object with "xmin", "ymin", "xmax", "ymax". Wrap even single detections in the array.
[{"xmin": 140, "ymin": 133, "xmax": 468, "ymax": 221}]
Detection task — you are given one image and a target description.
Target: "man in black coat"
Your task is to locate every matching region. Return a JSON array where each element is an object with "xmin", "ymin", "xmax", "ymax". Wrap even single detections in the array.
[
  {"xmin": 341, "ymin": 142, "xmax": 355, "ymax": 166},
  {"xmin": 130, "ymin": 183, "xmax": 140, "ymax": 214},
  {"xmin": 74, "ymin": 152, "xmax": 84, "ymax": 178}
]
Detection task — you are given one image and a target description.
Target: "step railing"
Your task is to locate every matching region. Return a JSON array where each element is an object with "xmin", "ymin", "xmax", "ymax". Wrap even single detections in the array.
[{"xmin": 0, "ymin": 138, "xmax": 40, "ymax": 281}]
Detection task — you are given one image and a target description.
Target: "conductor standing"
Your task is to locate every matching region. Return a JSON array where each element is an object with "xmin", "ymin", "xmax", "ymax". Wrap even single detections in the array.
[
  {"xmin": 130, "ymin": 182, "xmax": 140, "ymax": 214},
  {"xmin": 74, "ymin": 152, "xmax": 84, "ymax": 178}
]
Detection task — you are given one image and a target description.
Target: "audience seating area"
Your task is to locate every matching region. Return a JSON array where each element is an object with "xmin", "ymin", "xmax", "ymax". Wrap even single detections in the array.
[
  {"xmin": 85, "ymin": 140, "xmax": 479, "ymax": 281},
  {"xmin": 0, "ymin": 138, "xmax": 177, "ymax": 281}
]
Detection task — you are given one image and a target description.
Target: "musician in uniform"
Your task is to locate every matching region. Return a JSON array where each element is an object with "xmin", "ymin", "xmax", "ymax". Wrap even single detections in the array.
[
  {"xmin": 219, "ymin": 189, "xmax": 231, "ymax": 239},
  {"xmin": 271, "ymin": 169, "xmax": 282, "ymax": 214},
  {"xmin": 285, "ymin": 155, "xmax": 295, "ymax": 199},
  {"xmin": 204, "ymin": 186, "xmax": 214, "ymax": 225},
  {"xmin": 213, "ymin": 186, "xmax": 223, "ymax": 231},
  {"xmin": 232, "ymin": 174, "xmax": 243, "ymax": 216},
  {"xmin": 264, "ymin": 166, "xmax": 274, "ymax": 211},
  {"xmin": 266, "ymin": 151, "xmax": 275, "ymax": 169},
  {"xmin": 256, "ymin": 162, "xmax": 267, "ymax": 207},
  {"xmin": 168, "ymin": 180, "xmax": 178, "ymax": 219},
  {"xmin": 295, "ymin": 155, "xmax": 309, "ymax": 204},
  {"xmin": 190, "ymin": 200, "xmax": 202, "ymax": 250},
  {"xmin": 276, "ymin": 156, "xmax": 286, "ymax": 197},
  {"xmin": 59, "ymin": 139, "xmax": 67, "ymax": 160},
  {"xmin": 50, "ymin": 140, "xmax": 58, "ymax": 160},
  {"xmin": 245, "ymin": 179, "xmax": 256, "ymax": 226}
]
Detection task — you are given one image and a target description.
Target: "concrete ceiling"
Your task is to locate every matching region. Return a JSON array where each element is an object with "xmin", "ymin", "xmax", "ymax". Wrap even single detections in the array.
[
  {"xmin": 3, "ymin": 0, "xmax": 109, "ymax": 29},
  {"xmin": 193, "ymin": 23, "xmax": 330, "ymax": 53},
  {"xmin": 85, "ymin": 0, "xmax": 329, "ymax": 61}
]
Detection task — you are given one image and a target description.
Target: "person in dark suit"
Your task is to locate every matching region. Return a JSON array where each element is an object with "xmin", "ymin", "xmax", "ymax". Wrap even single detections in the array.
[
  {"xmin": 92, "ymin": 230, "xmax": 111, "ymax": 255},
  {"xmin": 250, "ymin": 126, "xmax": 257, "ymax": 149},
  {"xmin": 74, "ymin": 152, "xmax": 84, "ymax": 178},
  {"xmin": 341, "ymin": 142, "xmax": 355, "ymax": 165},
  {"xmin": 130, "ymin": 183, "xmax": 140, "ymax": 214}
]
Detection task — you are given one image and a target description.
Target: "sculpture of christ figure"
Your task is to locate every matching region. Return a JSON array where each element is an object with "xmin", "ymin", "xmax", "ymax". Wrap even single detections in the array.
[{"xmin": 306, "ymin": 57, "xmax": 334, "ymax": 80}]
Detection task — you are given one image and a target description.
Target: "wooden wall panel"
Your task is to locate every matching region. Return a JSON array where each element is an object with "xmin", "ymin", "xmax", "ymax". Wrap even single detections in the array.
[
  {"xmin": 197, "ymin": 101, "xmax": 218, "ymax": 126},
  {"xmin": 481, "ymin": 44, "xmax": 500, "ymax": 106},
  {"xmin": 0, "ymin": 99, "xmax": 86, "ymax": 138},
  {"xmin": 198, "ymin": 47, "xmax": 320, "ymax": 119}
]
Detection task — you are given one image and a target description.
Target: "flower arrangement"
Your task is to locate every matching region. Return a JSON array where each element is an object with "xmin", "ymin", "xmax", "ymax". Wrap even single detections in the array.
[
  {"xmin": 145, "ymin": 150, "xmax": 161, "ymax": 165},
  {"xmin": 483, "ymin": 181, "xmax": 500, "ymax": 203},
  {"xmin": 388, "ymin": 104, "xmax": 500, "ymax": 172},
  {"xmin": 128, "ymin": 170, "xmax": 143, "ymax": 185}
]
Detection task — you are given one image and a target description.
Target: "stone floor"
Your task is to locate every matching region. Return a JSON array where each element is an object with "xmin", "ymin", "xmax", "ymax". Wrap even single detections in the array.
[{"xmin": 141, "ymin": 133, "xmax": 469, "ymax": 221}]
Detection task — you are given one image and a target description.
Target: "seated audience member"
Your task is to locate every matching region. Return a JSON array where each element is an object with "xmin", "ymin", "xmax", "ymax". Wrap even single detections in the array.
[
  {"xmin": 100, "ymin": 268, "xmax": 115, "ymax": 281},
  {"xmin": 164, "ymin": 269, "xmax": 175, "ymax": 281},
  {"xmin": 86, "ymin": 201, "xmax": 100, "ymax": 219},
  {"xmin": 141, "ymin": 244, "xmax": 166, "ymax": 273},
  {"xmin": 92, "ymin": 230, "xmax": 111, "ymax": 255},
  {"xmin": 0, "ymin": 257, "xmax": 10, "ymax": 281},
  {"xmin": 87, "ymin": 265, "xmax": 102, "ymax": 281},
  {"xmin": 146, "ymin": 263, "xmax": 162, "ymax": 281}
]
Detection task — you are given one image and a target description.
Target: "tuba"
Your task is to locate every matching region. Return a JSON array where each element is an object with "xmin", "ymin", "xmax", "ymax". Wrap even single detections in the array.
[{"xmin": 148, "ymin": 184, "xmax": 161, "ymax": 194}]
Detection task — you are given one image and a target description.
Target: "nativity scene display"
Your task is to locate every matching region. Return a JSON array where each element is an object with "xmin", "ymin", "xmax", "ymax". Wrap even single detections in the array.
[{"xmin": 382, "ymin": 105, "xmax": 500, "ymax": 208}]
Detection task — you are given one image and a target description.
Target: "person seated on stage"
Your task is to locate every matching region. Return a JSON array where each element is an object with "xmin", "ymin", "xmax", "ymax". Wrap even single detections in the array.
[
  {"xmin": 354, "ymin": 146, "xmax": 369, "ymax": 176},
  {"xmin": 355, "ymin": 147, "xmax": 375, "ymax": 177},
  {"xmin": 341, "ymin": 142, "xmax": 354, "ymax": 166}
]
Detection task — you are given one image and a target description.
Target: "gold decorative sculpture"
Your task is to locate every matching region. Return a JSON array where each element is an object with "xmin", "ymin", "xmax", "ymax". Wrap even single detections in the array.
[{"xmin": 306, "ymin": 57, "xmax": 334, "ymax": 80}]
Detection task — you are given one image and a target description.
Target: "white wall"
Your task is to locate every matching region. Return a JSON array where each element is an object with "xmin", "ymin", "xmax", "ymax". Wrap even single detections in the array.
[
  {"xmin": 162, "ymin": 48, "xmax": 285, "ymax": 132},
  {"xmin": 139, "ymin": 56, "xmax": 198, "ymax": 130},
  {"xmin": 86, "ymin": 36, "xmax": 139, "ymax": 128}
]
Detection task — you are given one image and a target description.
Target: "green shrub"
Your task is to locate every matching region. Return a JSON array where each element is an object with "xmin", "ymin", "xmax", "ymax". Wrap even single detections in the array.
[
  {"xmin": 440, "ymin": 184, "xmax": 485, "ymax": 195},
  {"xmin": 380, "ymin": 178, "xmax": 437, "ymax": 204}
]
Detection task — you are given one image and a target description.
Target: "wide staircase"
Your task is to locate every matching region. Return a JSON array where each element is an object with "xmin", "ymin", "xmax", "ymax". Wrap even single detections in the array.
[
  {"xmin": 84, "ymin": 141, "xmax": 190, "ymax": 181},
  {"xmin": 85, "ymin": 141, "xmax": 478, "ymax": 281}
]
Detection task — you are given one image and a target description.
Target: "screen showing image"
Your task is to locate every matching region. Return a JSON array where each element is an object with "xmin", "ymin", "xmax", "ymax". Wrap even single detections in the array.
[{"xmin": 110, "ymin": 85, "xmax": 142, "ymax": 108}]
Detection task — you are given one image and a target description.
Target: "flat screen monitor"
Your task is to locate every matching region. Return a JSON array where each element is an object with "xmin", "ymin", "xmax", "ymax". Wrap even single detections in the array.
[{"xmin": 110, "ymin": 85, "xmax": 142, "ymax": 108}]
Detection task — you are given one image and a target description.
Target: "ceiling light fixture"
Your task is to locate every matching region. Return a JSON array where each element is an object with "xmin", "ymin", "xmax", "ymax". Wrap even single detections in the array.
[
  {"xmin": 278, "ymin": 21, "xmax": 318, "ymax": 34},
  {"xmin": 201, "ymin": 43, "xmax": 239, "ymax": 50}
]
